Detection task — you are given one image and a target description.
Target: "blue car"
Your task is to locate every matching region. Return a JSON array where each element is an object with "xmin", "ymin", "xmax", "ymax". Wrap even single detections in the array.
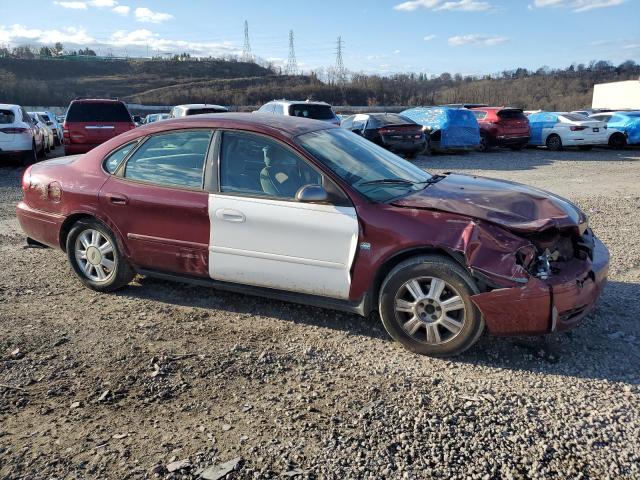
[
  {"xmin": 400, "ymin": 107, "xmax": 480, "ymax": 153},
  {"xmin": 589, "ymin": 111, "xmax": 640, "ymax": 148}
]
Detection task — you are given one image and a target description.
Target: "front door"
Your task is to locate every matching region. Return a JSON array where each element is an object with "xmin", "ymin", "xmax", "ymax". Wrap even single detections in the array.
[
  {"xmin": 99, "ymin": 129, "xmax": 213, "ymax": 276},
  {"xmin": 209, "ymin": 130, "xmax": 359, "ymax": 299}
]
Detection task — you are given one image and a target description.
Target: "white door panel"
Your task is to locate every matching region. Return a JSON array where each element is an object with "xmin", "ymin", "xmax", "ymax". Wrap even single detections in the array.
[{"xmin": 208, "ymin": 194, "xmax": 359, "ymax": 299}]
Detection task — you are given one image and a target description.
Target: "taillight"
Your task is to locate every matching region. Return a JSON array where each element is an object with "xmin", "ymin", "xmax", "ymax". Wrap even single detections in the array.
[
  {"xmin": 0, "ymin": 127, "xmax": 29, "ymax": 134},
  {"xmin": 570, "ymin": 126, "xmax": 587, "ymax": 131},
  {"xmin": 379, "ymin": 128, "xmax": 393, "ymax": 135},
  {"xmin": 21, "ymin": 166, "xmax": 32, "ymax": 192}
]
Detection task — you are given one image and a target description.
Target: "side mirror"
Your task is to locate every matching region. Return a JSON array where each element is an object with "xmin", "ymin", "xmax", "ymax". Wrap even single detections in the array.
[{"xmin": 295, "ymin": 184, "xmax": 329, "ymax": 204}]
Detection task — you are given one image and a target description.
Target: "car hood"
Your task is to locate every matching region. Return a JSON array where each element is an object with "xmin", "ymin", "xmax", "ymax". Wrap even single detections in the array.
[{"xmin": 391, "ymin": 173, "xmax": 587, "ymax": 234}]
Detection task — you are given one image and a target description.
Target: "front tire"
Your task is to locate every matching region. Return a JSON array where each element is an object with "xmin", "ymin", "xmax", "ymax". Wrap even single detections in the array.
[
  {"xmin": 66, "ymin": 219, "xmax": 134, "ymax": 292},
  {"xmin": 545, "ymin": 134, "xmax": 563, "ymax": 151},
  {"xmin": 378, "ymin": 255, "xmax": 484, "ymax": 357},
  {"xmin": 478, "ymin": 133, "xmax": 490, "ymax": 152}
]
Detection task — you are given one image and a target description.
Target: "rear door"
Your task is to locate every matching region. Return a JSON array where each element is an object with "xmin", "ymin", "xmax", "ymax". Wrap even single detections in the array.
[
  {"xmin": 99, "ymin": 129, "xmax": 213, "ymax": 276},
  {"xmin": 209, "ymin": 130, "xmax": 358, "ymax": 299}
]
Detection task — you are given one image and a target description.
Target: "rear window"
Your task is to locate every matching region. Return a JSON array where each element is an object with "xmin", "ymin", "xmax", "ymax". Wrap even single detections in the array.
[
  {"xmin": 186, "ymin": 108, "xmax": 227, "ymax": 115},
  {"xmin": 560, "ymin": 113, "xmax": 588, "ymax": 122},
  {"xmin": 369, "ymin": 114, "xmax": 415, "ymax": 126},
  {"xmin": 472, "ymin": 111, "xmax": 488, "ymax": 120},
  {"xmin": 66, "ymin": 102, "xmax": 132, "ymax": 123},
  {"xmin": 40, "ymin": 114, "xmax": 51, "ymax": 122},
  {"xmin": 498, "ymin": 110, "xmax": 526, "ymax": 120},
  {"xmin": 0, "ymin": 110, "xmax": 15, "ymax": 124},
  {"xmin": 289, "ymin": 104, "xmax": 335, "ymax": 120}
]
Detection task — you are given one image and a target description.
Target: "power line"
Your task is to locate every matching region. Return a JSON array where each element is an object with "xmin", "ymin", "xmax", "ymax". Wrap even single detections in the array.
[
  {"xmin": 285, "ymin": 30, "xmax": 297, "ymax": 75},
  {"xmin": 335, "ymin": 36, "xmax": 347, "ymax": 84},
  {"xmin": 242, "ymin": 20, "xmax": 253, "ymax": 62}
]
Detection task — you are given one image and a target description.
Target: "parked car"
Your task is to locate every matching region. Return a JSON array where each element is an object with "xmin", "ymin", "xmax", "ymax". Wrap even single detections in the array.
[
  {"xmin": 400, "ymin": 107, "xmax": 481, "ymax": 153},
  {"xmin": 29, "ymin": 112, "xmax": 54, "ymax": 154},
  {"xmin": 144, "ymin": 113, "xmax": 172, "ymax": 124},
  {"xmin": 527, "ymin": 112, "xmax": 609, "ymax": 150},
  {"xmin": 340, "ymin": 113, "xmax": 426, "ymax": 158},
  {"xmin": 588, "ymin": 111, "xmax": 640, "ymax": 148},
  {"xmin": 37, "ymin": 111, "xmax": 64, "ymax": 146},
  {"xmin": 170, "ymin": 104, "xmax": 229, "ymax": 117},
  {"xmin": 16, "ymin": 113, "xmax": 609, "ymax": 357},
  {"xmin": 63, "ymin": 99, "xmax": 136, "ymax": 155},
  {"xmin": 256, "ymin": 100, "xmax": 340, "ymax": 125},
  {"xmin": 0, "ymin": 104, "xmax": 42, "ymax": 164},
  {"xmin": 470, "ymin": 107, "xmax": 530, "ymax": 151}
]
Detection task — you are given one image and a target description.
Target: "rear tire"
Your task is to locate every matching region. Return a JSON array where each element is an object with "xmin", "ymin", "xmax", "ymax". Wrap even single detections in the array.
[
  {"xmin": 378, "ymin": 255, "xmax": 484, "ymax": 357},
  {"xmin": 66, "ymin": 219, "xmax": 134, "ymax": 292},
  {"xmin": 22, "ymin": 142, "xmax": 37, "ymax": 166},
  {"xmin": 545, "ymin": 134, "xmax": 563, "ymax": 151},
  {"xmin": 609, "ymin": 132, "xmax": 627, "ymax": 150}
]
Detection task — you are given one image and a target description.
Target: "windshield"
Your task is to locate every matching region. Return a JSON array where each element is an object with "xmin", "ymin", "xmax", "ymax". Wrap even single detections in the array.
[{"xmin": 296, "ymin": 128, "xmax": 431, "ymax": 202}]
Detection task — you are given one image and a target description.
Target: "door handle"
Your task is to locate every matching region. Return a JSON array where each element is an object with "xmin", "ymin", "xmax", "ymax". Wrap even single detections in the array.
[
  {"xmin": 106, "ymin": 193, "xmax": 128, "ymax": 205},
  {"xmin": 215, "ymin": 208, "xmax": 245, "ymax": 223}
]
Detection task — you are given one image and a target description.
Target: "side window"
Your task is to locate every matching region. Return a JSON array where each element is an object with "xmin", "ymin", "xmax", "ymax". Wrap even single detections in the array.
[
  {"xmin": 124, "ymin": 130, "xmax": 212, "ymax": 189},
  {"xmin": 341, "ymin": 116, "xmax": 354, "ymax": 129},
  {"xmin": 273, "ymin": 104, "xmax": 285, "ymax": 115},
  {"xmin": 104, "ymin": 141, "xmax": 138, "ymax": 174},
  {"xmin": 219, "ymin": 131, "xmax": 321, "ymax": 199}
]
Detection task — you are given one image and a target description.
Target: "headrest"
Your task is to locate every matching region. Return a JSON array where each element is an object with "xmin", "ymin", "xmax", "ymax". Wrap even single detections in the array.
[{"xmin": 262, "ymin": 145, "xmax": 289, "ymax": 167}]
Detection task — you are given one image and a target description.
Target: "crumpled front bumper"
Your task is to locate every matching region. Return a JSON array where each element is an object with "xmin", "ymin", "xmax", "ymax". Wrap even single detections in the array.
[{"xmin": 470, "ymin": 237, "xmax": 609, "ymax": 335}]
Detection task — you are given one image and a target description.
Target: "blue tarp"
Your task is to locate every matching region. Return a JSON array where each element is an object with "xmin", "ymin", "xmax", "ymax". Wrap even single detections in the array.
[
  {"xmin": 400, "ymin": 107, "xmax": 480, "ymax": 149},
  {"xmin": 527, "ymin": 112, "xmax": 560, "ymax": 145},
  {"xmin": 607, "ymin": 112, "xmax": 640, "ymax": 145}
]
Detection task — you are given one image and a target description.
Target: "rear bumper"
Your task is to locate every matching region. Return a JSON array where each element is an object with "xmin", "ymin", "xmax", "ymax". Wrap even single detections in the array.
[
  {"xmin": 494, "ymin": 135, "xmax": 530, "ymax": 146},
  {"xmin": 383, "ymin": 139, "xmax": 426, "ymax": 152},
  {"xmin": 471, "ymin": 237, "xmax": 609, "ymax": 335},
  {"xmin": 16, "ymin": 202, "xmax": 64, "ymax": 249},
  {"xmin": 64, "ymin": 143, "xmax": 98, "ymax": 155}
]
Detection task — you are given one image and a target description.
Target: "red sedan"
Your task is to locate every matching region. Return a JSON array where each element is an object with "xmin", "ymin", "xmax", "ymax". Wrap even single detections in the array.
[{"xmin": 16, "ymin": 113, "xmax": 609, "ymax": 357}]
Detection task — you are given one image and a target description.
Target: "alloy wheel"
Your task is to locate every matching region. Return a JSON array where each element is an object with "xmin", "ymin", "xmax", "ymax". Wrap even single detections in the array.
[
  {"xmin": 74, "ymin": 229, "xmax": 116, "ymax": 283},
  {"xmin": 394, "ymin": 276, "xmax": 466, "ymax": 345}
]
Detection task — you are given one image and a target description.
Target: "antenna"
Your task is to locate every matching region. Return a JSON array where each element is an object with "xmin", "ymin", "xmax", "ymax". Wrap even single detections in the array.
[
  {"xmin": 335, "ymin": 36, "xmax": 347, "ymax": 84},
  {"xmin": 285, "ymin": 30, "xmax": 297, "ymax": 75},
  {"xmin": 242, "ymin": 20, "xmax": 253, "ymax": 62}
]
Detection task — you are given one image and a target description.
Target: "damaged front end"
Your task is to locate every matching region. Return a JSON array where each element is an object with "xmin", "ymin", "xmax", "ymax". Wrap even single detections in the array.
[{"xmin": 467, "ymin": 222, "xmax": 609, "ymax": 336}]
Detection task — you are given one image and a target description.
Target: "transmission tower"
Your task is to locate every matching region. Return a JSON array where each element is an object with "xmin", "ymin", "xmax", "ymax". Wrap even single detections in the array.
[
  {"xmin": 285, "ymin": 30, "xmax": 298, "ymax": 75},
  {"xmin": 335, "ymin": 36, "xmax": 347, "ymax": 84},
  {"xmin": 242, "ymin": 20, "xmax": 253, "ymax": 62}
]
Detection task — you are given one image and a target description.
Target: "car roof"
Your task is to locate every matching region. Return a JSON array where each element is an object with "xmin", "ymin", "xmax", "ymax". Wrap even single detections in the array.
[
  {"xmin": 175, "ymin": 104, "xmax": 228, "ymax": 109},
  {"xmin": 134, "ymin": 112, "xmax": 338, "ymax": 139},
  {"xmin": 70, "ymin": 98, "xmax": 125, "ymax": 104},
  {"xmin": 268, "ymin": 100, "xmax": 331, "ymax": 106},
  {"xmin": 0, "ymin": 104, "xmax": 20, "ymax": 111}
]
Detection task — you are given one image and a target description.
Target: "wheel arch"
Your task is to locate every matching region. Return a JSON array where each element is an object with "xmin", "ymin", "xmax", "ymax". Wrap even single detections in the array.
[
  {"xmin": 369, "ymin": 246, "xmax": 468, "ymax": 312},
  {"xmin": 59, "ymin": 212, "xmax": 129, "ymax": 257}
]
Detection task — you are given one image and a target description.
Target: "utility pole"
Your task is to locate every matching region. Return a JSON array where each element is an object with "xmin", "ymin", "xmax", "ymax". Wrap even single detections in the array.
[
  {"xmin": 242, "ymin": 20, "xmax": 253, "ymax": 62},
  {"xmin": 285, "ymin": 30, "xmax": 297, "ymax": 75},
  {"xmin": 335, "ymin": 36, "xmax": 347, "ymax": 85}
]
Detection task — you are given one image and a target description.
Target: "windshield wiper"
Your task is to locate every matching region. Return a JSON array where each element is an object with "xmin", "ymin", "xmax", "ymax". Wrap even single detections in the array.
[{"xmin": 359, "ymin": 178, "xmax": 416, "ymax": 186}]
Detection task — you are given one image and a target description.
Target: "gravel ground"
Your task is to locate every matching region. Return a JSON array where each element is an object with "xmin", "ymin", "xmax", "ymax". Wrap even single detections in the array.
[{"xmin": 1, "ymin": 146, "xmax": 639, "ymax": 479}]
